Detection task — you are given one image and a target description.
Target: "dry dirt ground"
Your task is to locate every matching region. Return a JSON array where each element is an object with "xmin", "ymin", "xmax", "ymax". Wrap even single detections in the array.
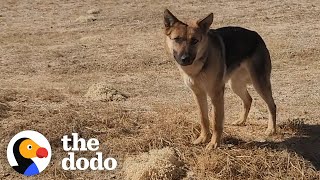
[{"xmin": 0, "ymin": 0, "xmax": 320, "ymax": 179}]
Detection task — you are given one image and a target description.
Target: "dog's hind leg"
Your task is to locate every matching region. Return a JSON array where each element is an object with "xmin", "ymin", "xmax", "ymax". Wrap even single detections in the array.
[
  {"xmin": 252, "ymin": 76, "xmax": 276, "ymax": 135},
  {"xmin": 230, "ymin": 77, "xmax": 252, "ymax": 126},
  {"xmin": 248, "ymin": 46, "xmax": 277, "ymax": 135}
]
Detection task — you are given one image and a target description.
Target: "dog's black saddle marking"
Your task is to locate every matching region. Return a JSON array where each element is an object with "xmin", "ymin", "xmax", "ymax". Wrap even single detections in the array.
[{"xmin": 209, "ymin": 26, "xmax": 265, "ymax": 71}]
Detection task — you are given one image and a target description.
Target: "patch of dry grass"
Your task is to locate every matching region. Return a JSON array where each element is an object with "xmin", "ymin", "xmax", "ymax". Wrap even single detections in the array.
[
  {"xmin": 123, "ymin": 147, "xmax": 186, "ymax": 180},
  {"xmin": 193, "ymin": 148, "xmax": 317, "ymax": 179}
]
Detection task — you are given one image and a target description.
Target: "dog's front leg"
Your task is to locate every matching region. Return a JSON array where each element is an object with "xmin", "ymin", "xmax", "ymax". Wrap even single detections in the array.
[
  {"xmin": 191, "ymin": 89, "xmax": 210, "ymax": 145},
  {"xmin": 206, "ymin": 87, "xmax": 225, "ymax": 150}
]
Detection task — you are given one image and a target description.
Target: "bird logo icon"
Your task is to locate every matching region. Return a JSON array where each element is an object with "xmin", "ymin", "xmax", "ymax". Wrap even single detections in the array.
[{"xmin": 7, "ymin": 130, "xmax": 51, "ymax": 176}]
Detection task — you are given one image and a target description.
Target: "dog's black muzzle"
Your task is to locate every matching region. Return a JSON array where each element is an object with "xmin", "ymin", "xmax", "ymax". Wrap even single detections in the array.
[{"xmin": 174, "ymin": 51, "xmax": 194, "ymax": 66}]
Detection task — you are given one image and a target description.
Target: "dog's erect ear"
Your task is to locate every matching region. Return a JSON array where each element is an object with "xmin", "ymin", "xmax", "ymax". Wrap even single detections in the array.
[
  {"xmin": 164, "ymin": 9, "xmax": 180, "ymax": 28},
  {"xmin": 197, "ymin": 13, "xmax": 213, "ymax": 31}
]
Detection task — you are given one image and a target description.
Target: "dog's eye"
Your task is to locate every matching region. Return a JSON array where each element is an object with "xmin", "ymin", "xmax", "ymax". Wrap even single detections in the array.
[
  {"xmin": 190, "ymin": 38, "xmax": 199, "ymax": 45},
  {"xmin": 174, "ymin": 37, "xmax": 183, "ymax": 43}
]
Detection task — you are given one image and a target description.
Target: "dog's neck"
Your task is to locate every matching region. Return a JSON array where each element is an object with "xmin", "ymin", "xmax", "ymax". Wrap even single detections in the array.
[{"xmin": 177, "ymin": 57, "xmax": 207, "ymax": 77}]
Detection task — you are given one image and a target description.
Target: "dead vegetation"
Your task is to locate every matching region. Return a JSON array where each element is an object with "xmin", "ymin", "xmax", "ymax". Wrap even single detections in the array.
[
  {"xmin": 123, "ymin": 147, "xmax": 186, "ymax": 180},
  {"xmin": 0, "ymin": 102, "xmax": 11, "ymax": 119},
  {"xmin": 84, "ymin": 82, "xmax": 128, "ymax": 102},
  {"xmin": 0, "ymin": 0, "xmax": 320, "ymax": 179}
]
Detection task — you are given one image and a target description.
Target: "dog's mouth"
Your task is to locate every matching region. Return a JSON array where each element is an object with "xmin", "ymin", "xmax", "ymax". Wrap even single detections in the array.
[{"xmin": 176, "ymin": 60, "xmax": 194, "ymax": 66}]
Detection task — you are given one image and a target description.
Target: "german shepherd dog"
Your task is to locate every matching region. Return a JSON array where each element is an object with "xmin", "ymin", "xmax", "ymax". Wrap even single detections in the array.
[{"xmin": 164, "ymin": 9, "xmax": 276, "ymax": 150}]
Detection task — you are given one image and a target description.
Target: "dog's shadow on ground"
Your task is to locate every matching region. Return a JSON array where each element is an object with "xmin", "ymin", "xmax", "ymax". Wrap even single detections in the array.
[{"xmin": 224, "ymin": 124, "xmax": 320, "ymax": 170}]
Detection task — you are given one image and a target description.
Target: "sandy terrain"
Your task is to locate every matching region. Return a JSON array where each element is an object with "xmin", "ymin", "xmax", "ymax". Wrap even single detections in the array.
[{"xmin": 0, "ymin": 0, "xmax": 319, "ymax": 179}]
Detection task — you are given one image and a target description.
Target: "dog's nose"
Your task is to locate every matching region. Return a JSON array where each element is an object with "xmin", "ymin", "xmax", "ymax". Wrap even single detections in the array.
[{"xmin": 180, "ymin": 54, "xmax": 190, "ymax": 63}]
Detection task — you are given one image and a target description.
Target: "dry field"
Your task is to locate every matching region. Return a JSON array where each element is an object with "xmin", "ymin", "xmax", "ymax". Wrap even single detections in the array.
[{"xmin": 0, "ymin": 0, "xmax": 320, "ymax": 179}]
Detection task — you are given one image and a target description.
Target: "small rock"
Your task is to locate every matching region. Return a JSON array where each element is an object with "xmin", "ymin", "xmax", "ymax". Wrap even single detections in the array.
[
  {"xmin": 87, "ymin": 8, "xmax": 101, "ymax": 14},
  {"xmin": 75, "ymin": 15, "xmax": 97, "ymax": 23},
  {"xmin": 256, "ymin": 137, "xmax": 267, "ymax": 143}
]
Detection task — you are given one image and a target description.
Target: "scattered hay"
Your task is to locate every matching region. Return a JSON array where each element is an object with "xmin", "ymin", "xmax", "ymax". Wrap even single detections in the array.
[
  {"xmin": 193, "ymin": 148, "xmax": 318, "ymax": 179},
  {"xmin": 79, "ymin": 35, "xmax": 102, "ymax": 43},
  {"xmin": 0, "ymin": 102, "xmax": 11, "ymax": 118},
  {"xmin": 75, "ymin": 15, "xmax": 97, "ymax": 23},
  {"xmin": 84, "ymin": 83, "xmax": 127, "ymax": 102},
  {"xmin": 123, "ymin": 147, "xmax": 186, "ymax": 180},
  {"xmin": 0, "ymin": 89, "xmax": 18, "ymax": 102},
  {"xmin": 87, "ymin": 8, "xmax": 101, "ymax": 14},
  {"xmin": 37, "ymin": 89, "xmax": 66, "ymax": 103},
  {"xmin": 182, "ymin": 171, "xmax": 196, "ymax": 180},
  {"xmin": 279, "ymin": 117, "xmax": 306, "ymax": 133}
]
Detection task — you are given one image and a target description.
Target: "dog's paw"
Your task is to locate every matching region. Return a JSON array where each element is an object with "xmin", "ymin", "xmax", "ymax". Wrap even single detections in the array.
[
  {"xmin": 231, "ymin": 119, "xmax": 246, "ymax": 126},
  {"xmin": 265, "ymin": 127, "xmax": 276, "ymax": 136},
  {"xmin": 205, "ymin": 141, "xmax": 219, "ymax": 151},
  {"xmin": 193, "ymin": 135, "xmax": 209, "ymax": 145}
]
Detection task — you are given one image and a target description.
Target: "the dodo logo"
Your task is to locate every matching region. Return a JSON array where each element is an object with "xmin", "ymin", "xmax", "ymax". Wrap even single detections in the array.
[{"xmin": 7, "ymin": 130, "xmax": 51, "ymax": 176}]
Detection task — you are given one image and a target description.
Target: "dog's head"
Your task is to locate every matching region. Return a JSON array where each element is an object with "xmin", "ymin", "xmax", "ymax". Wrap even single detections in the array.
[{"xmin": 164, "ymin": 9, "xmax": 213, "ymax": 66}]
